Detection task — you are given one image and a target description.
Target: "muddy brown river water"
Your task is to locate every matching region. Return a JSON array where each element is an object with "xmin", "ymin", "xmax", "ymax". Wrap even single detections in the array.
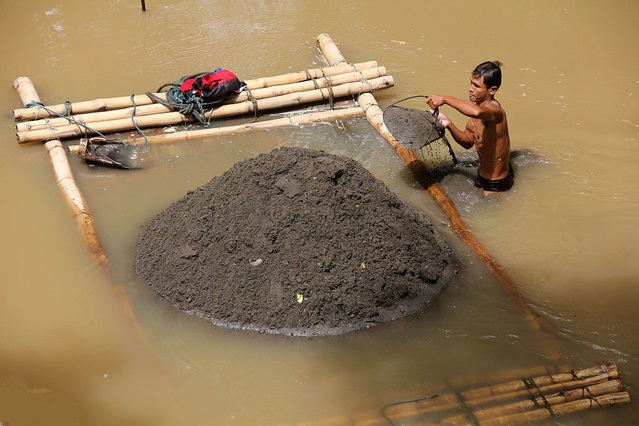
[{"xmin": 1, "ymin": 1, "xmax": 638, "ymax": 425}]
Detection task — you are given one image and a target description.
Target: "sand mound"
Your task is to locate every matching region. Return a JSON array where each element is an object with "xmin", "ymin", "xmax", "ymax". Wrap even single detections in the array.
[{"xmin": 135, "ymin": 147, "xmax": 457, "ymax": 336}]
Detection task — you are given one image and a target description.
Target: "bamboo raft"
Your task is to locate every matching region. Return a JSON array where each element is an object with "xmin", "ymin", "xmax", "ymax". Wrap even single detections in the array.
[
  {"xmin": 11, "ymin": 33, "xmax": 631, "ymax": 425},
  {"xmin": 300, "ymin": 363, "xmax": 630, "ymax": 425},
  {"xmin": 13, "ymin": 61, "xmax": 391, "ymax": 144}
]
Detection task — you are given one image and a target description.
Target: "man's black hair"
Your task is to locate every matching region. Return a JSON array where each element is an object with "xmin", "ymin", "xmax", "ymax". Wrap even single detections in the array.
[{"xmin": 473, "ymin": 61, "xmax": 502, "ymax": 88}]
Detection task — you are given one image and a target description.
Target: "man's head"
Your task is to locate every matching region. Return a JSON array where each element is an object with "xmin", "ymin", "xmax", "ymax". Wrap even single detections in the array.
[
  {"xmin": 473, "ymin": 61, "xmax": 502, "ymax": 88},
  {"xmin": 469, "ymin": 61, "xmax": 502, "ymax": 103}
]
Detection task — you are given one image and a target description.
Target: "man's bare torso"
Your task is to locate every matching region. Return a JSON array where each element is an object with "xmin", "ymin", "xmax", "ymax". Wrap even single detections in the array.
[{"xmin": 470, "ymin": 100, "xmax": 511, "ymax": 181}]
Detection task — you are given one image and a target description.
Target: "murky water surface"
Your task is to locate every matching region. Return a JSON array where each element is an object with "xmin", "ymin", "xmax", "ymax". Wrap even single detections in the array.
[{"xmin": 1, "ymin": 1, "xmax": 638, "ymax": 424}]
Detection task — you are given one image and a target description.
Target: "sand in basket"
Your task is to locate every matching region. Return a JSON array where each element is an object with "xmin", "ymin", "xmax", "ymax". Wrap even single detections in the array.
[
  {"xmin": 383, "ymin": 104, "xmax": 445, "ymax": 150},
  {"xmin": 383, "ymin": 101, "xmax": 457, "ymax": 166}
]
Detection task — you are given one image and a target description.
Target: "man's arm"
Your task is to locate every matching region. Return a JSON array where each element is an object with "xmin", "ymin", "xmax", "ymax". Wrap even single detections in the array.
[
  {"xmin": 428, "ymin": 95, "xmax": 498, "ymax": 121},
  {"xmin": 437, "ymin": 111, "xmax": 474, "ymax": 150}
]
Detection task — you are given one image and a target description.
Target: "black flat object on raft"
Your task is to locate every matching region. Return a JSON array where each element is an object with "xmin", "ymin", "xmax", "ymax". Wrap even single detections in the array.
[{"xmin": 78, "ymin": 137, "xmax": 139, "ymax": 169}]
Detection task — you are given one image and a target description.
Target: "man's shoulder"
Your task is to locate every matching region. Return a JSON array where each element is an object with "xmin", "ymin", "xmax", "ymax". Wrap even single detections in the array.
[
  {"xmin": 483, "ymin": 100, "xmax": 506, "ymax": 121},
  {"xmin": 486, "ymin": 98, "xmax": 504, "ymax": 110}
]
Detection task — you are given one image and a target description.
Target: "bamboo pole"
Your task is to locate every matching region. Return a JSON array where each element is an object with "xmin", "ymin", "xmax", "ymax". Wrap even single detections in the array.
[
  {"xmin": 13, "ymin": 76, "xmax": 41, "ymax": 107},
  {"xmin": 384, "ymin": 380, "xmax": 623, "ymax": 425},
  {"xmin": 299, "ymin": 363, "xmax": 564, "ymax": 426},
  {"xmin": 13, "ymin": 76, "xmax": 154, "ymax": 350},
  {"xmin": 65, "ymin": 106, "xmax": 365, "ymax": 152},
  {"xmin": 438, "ymin": 380, "xmax": 624, "ymax": 424},
  {"xmin": 429, "ymin": 390, "xmax": 631, "ymax": 426},
  {"xmin": 466, "ymin": 371, "xmax": 620, "ymax": 408},
  {"xmin": 315, "ymin": 32, "xmax": 565, "ymax": 365},
  {"xmin": 380, "ymin": 364, "xmax": 620, "ymax": 421},
  {"xmin": 237, "ymin": 66, "xmax": 385, "ymax": 103},
  {"xmin": 305, "ymin": 390, "xmax": 631, "ymax": 426},
  {"xmin": 478, "ymin": 392, "xmax": 630, "ymax": 426},
  {"xmin": 123, "ymin": 106, "xmax": 365, "ymax": 144},
  {"xmin": 13, "ymin": 61, "xmax": 378, "ymax": 121},
  {"xmin": 461, "ymin": 363, "xmax": 618, "ymax": 401},
  {"xmin": 13, "ymin": 77, "xmax": 107, "ymax": 266},
  {"xmin": 17, "ymin": 67, "xmax": 387, "ymax": 133},
  {"xmin": 302, "ymin": 364, "xmax": 628, "ymax": 426},
  {"xmin": 18, "ymin": 103, "xmax": 170, "ymax": 133},
  {"xmin": 16, "ymin": 76, "xmax": 394, "ymax": 143},
  {"xmin": 46, "ymin": 140, "xmax": 109, "ymax": 267},
  {"xmin": 248, "ymin": 61, "xmax": 376, "ymax": 89}
]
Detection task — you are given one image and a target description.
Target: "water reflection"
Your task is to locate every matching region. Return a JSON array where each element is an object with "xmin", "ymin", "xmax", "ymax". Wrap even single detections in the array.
[
  {"xmin": 1, "ymin": 0, "xmax": 638, "ymax": 424},
  {"xmin": 426, "ymin": 148, "xmax": 551, "ymax": 214}
]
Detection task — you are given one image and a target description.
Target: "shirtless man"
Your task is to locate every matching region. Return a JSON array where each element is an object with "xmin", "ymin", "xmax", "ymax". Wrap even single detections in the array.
[{"xmin": 427, "ymin": 61, "xmax": 513, "ymax": 193}]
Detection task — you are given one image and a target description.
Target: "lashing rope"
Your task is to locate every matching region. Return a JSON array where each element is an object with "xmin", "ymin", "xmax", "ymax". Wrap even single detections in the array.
[
  {"xmin": 24, "ymin": 101, "xmax": 133, "ymax": 145},
  {"xmin": 320, "ymin": 70, "xmax": 335, "ymax": 109},
  {"xmin": 129, "ymin": 94, "xmax": 148, "ymax": 145},
  {"xmin": 243, "ymin": 87, "xmax": 259, "ymax": 119},
  {"xmin": 146, "ymin": 71, "xmax": 231, "ymax": 125},
  {"xmin": 379, "ymin": 392, "xmax": 442, "ymax": 426},
  {"xmin": 523, "ymin": 377, "xmax": 556, "ymax": 416}
]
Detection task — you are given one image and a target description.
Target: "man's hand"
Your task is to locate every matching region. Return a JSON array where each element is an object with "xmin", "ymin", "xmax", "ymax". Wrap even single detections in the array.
[
  {"xmin": 435, "ymin": 111, "xmax": 451, "ymax": 129},
  {"xmin": 427, "ymin": 95, "xmax": 445, "ymax": 109}
]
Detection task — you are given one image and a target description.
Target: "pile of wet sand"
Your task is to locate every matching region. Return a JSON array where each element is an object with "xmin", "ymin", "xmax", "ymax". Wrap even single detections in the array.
[{"xmin": 135, "ymin": 147, "xmax": 457, "ymax": 336}]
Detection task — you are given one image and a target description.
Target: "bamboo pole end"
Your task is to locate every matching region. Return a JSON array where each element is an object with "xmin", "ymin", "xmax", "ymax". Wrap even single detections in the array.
[
  {"xmin": 16, "ymin": 132, "xmax": 39, "ymax": 144},
  {"xmin": 12, "ymin": 76, "xmax": 32, "ymax": 90},
  {"xmin": 44, "ymin": 139, "xmax": 63, "ymax": 152}
]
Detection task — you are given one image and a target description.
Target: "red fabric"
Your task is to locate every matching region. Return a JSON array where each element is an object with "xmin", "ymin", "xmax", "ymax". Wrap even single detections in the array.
[
  {"xmin": 200, "ymin": 70, "xmax": 237, "ymax": 89},
  {"xmin": 180, "ymin": 69, "xmax": 238, "ymax": 95}
]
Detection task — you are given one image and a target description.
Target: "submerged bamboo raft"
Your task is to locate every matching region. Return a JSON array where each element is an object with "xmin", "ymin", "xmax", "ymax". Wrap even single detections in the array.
[
  {"xmin": 300, "ymin": 363, "xmax": 630, "ymax": 426},
  {"xmin": 12, "ymin": 33, "xmax": 631, "ymax": 425}
]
